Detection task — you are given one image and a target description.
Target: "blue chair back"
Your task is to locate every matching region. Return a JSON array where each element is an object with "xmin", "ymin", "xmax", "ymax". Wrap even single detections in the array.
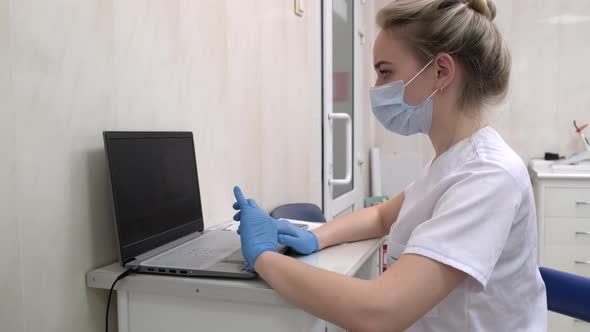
[
  {"xmin": 539, "ymin": 267, "xmax": 590, "ymax": 322},
  {"xmin": 270, "ymin": 203, "xmax": 326, "ymax": 223}
]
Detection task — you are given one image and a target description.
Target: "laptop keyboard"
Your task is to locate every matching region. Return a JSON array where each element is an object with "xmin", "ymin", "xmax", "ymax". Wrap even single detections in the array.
[{"xmin": 142, "ymin": 231, "xmax": 241, "ymax": 270}]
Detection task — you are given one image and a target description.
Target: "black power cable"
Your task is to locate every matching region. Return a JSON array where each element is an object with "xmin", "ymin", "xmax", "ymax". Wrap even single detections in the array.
[{"xmin": 106, "ymin": 268, "xmax": 138, "ymax": 332}]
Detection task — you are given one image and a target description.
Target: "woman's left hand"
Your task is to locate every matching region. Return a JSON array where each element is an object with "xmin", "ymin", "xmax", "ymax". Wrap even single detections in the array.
[{"xmin": 232, "ymin": 186, "xmax": 278, "ymax": 270}]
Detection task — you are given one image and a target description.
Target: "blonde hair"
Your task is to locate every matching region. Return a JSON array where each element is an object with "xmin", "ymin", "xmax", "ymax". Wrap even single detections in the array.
[{"xmin": 377, "ymin": 0, "xmax": 510, "ymax": 110}]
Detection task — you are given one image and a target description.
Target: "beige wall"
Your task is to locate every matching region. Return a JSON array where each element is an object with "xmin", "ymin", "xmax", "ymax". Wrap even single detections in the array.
[
  {"xmin": 502, "ymin": 0, "xmax": 590, "ymax": 162},
  {"xmin": 371, "ymin": 0, "xmax": 590, "ymax": 165},
  {"xmin": 1, "ymin": 1, "xmax": 321, "ymax": 331},
  {"xmin": 1, "ymin": 1, "xmax": 24, "ymax": 332}
]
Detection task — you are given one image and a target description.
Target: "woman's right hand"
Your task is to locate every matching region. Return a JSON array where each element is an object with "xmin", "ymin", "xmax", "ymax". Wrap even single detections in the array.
[{"xmin": 275, "ymin": 219, "xmax": 319, "ymax": 255}]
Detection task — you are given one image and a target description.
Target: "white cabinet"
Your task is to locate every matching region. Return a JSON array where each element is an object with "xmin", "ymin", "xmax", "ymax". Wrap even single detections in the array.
[
  {"xmin": 530, "ymin": 160, "xmax": 590, "ymax": 332},
  {"xmin": 87, "ymin": 237, "xmax": 385, "ymax": 332}
]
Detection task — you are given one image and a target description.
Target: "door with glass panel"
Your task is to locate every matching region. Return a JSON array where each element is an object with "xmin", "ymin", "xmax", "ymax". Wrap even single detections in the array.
[{"xmin": 322, "ymin": 0, "xmax": 364, "ymax": 220}]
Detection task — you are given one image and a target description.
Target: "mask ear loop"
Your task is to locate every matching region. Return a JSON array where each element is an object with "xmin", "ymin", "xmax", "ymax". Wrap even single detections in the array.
[
  {"xmin": 404, "ymin": 58, "xmax": 435, "ymax": 87},
  {"xmin": 426, "ymin": 88, "xmax": 439, "ymax": 100}
]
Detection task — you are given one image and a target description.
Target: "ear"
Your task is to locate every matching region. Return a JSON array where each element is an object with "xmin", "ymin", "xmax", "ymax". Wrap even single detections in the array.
[{"xmin": 434, "ymin": 53, "xmax": 455, "ymax": 91}]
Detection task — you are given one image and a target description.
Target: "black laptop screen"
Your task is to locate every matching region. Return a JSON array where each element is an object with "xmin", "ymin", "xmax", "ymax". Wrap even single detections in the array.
[{"xmin": 104, "ymin": 132, "xmax": 203, "ymax": 264}]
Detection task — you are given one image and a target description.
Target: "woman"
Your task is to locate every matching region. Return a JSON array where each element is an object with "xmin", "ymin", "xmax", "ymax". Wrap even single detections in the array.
[{"xmin": 233, "ymin": 0, "xmax": 547, "ymax": 330}]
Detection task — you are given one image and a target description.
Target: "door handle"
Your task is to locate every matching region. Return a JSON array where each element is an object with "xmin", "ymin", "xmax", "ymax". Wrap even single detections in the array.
[{"xmin": 328, "ymin": 113, "xmax": 352, "ymax": 186}]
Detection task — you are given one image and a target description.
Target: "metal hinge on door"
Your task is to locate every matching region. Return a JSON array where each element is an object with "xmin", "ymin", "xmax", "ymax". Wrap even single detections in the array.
[{"xmin": 358, "ymin": 29, "xmax": 366, "ymax": 45}]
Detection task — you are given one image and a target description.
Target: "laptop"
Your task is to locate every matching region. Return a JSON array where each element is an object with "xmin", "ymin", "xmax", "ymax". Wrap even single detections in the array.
[{"xmin": 103, "ymin": 131, "xmax": 260, "ymax": 278}]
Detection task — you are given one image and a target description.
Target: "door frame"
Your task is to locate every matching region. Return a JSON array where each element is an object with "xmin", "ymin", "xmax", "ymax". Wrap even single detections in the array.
[{"xmin": 322, "ymin": 0, "xmax": 365, "ymax": 220}]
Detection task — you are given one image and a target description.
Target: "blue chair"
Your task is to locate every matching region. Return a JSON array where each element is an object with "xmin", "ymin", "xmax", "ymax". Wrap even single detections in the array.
[
  {"xmin": 539, "ymin": 267, "xmax": 590, "ymax": 322},
  {"xmin": 270, "ymin": 203, "xmax": 326, "ymax": 223}
]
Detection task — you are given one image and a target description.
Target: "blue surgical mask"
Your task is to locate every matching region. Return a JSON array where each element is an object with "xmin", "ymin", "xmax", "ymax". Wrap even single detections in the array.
[{"xmin": 369, "ymin": 59, "xmax": 439, "ymax": 136}]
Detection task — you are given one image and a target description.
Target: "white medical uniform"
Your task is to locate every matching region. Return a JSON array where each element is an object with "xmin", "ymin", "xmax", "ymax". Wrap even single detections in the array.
[{"xmin": 386, "ymin": 126, "xmax": 547, "ymax": 331}]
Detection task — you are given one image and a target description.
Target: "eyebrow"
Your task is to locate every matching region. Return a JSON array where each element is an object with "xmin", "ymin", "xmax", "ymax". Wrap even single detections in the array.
[{"xmin": 373, "ymin": 60, "xmax": 393, "ymax": 70}]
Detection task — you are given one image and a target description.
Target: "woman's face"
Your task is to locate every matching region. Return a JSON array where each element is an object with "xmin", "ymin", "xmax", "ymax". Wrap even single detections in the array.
[{"xmin": 372, "ymin": 29, "xmax": 437, "ymax": 106}]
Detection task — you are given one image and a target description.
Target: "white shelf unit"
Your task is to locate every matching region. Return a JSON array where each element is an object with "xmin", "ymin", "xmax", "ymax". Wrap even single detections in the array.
[{"xmin": 530, "ymin": 160, "xmax": 590, "ymax": 332}]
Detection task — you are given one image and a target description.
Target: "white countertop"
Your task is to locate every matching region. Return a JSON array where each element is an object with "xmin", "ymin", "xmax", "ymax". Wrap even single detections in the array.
[
  {"xmin": 529, "ymin": 159, "xmax": 590, "ymax": 180},
  {"xmin": 86, "ymin": 231, "xmax": 385, "ymax": 307}
]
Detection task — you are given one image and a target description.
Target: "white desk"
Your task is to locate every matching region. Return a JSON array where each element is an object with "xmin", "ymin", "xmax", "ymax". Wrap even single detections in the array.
[{"xmin": 86, "ymin": 236, "xmax": 384, "ymax": 332}]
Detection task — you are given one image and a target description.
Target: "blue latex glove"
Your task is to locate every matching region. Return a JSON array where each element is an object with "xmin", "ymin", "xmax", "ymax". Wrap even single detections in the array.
[
  {"xmin": 276, "ymin": 219, "xmax": 319, "ymax": 255},
  {"xmin": 232, "ymin": 186, "xmax": 278, "ymax": 270}
]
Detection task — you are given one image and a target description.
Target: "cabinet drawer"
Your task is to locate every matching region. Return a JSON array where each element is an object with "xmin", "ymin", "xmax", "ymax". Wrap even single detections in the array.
[
  {"xmin": 543, "ymin": 246, "xmax": 590, "ymax": 278},
  {"xmin": 545, "ymin": 187, "xmax": 590, "ymax": 217},
  {"xmin": 545, "ymin": 218, "xmax": 590, "ymax": 247}
]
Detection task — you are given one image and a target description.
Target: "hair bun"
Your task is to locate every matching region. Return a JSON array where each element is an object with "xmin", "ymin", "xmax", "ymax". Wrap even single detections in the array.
[{"xmin": 466, "ymin": 0, "xmax": 496, "ymax": 21}]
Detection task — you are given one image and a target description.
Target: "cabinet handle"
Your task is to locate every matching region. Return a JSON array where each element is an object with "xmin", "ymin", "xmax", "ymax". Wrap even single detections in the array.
[
  {"xmin": 574, "ymin": 260, "xmax": 590, "ymax": 265},
  {"xmin": 575, "ymin": 231, "xmax": 590, "ymax": 236},
  {"xmin": 576, "ymin": 201, "xmax": 590, "ymax": 205}
]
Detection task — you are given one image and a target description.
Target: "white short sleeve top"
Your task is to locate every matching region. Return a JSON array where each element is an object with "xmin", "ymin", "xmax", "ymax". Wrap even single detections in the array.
[{"xmin": 386, "ymin": 127, "xmax": 547, "ymax": 332}]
